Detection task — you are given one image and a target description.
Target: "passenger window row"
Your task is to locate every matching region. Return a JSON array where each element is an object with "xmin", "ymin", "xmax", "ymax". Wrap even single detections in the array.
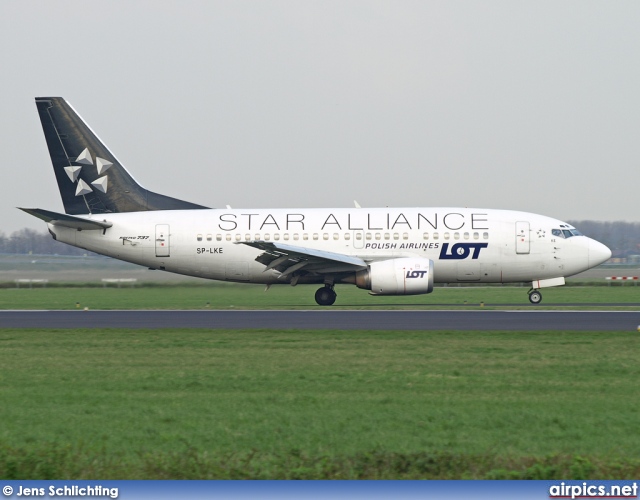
[
  {"xmin": 195, "ymin": 231, "xmax": 490, "ymax": 242},
  {"xmin": 422, "ymin": 231, "xmax": 489, "ymax": 240}
]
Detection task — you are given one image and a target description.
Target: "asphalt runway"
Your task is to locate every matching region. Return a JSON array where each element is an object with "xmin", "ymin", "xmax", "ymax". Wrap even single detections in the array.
[{"xmin": 1, "ymin": 310, "xmax": 639, "ymax": 331}]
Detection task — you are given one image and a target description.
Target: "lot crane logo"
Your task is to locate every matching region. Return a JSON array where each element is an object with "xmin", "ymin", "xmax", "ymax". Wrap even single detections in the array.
[
  {"xmin": 406, "ymin": 270, "xmax": 428, "ymax": 278},
  {"xmin": 64, "ymin": 148, "xmax": 112, "ymax": 196},
  {"xmin": 439, "ymin": 243, "xmax": 488, "ymax": 260}
]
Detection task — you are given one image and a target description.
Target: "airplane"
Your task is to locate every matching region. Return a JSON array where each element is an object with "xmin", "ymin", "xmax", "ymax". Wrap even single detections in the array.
[{"xmin": 20, "ymin": 97, "xmax": 612, "ymax": 306}]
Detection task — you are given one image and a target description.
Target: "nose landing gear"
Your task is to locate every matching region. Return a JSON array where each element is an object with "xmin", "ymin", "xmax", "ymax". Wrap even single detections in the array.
[
  {"xmin": 315, "ymin": 285, "xmax": 337, "ymax": 306},
  {"xmin": 528, "ymin": 289, "xmax": 542, "ymax": 304}
]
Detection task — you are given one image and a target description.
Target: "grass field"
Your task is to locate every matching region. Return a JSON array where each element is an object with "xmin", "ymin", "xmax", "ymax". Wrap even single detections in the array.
[
  {"xmin": 0, "ymin": 282, "xmax": 639, "ymax": 309},
  {"xmin": 1, "ymin": 328, "xmax": 639, "ymax": 479}
]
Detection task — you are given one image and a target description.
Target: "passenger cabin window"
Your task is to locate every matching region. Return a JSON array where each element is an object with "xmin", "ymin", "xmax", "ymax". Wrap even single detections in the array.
[
  {"xmin": 197, "ymin": 234, "xmax": 202, "ymax": 241},
  {"xmin": 216, "ymin": 234, "xmax": 222, "ymax": 241},
  {"xmin": 207, "ymin": 234, "xmax": 212, "ymax": 241}
]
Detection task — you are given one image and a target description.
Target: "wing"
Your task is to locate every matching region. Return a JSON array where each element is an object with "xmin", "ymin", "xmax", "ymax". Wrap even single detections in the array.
[{"xmin": 240, "ymin": 241, "xmax": 367, "ymax": 279}]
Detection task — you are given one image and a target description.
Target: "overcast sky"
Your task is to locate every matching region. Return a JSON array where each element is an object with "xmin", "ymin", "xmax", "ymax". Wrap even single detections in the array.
[{"xmin": 1, "ymin": 1, "xmax": 639, "ymax": 235}]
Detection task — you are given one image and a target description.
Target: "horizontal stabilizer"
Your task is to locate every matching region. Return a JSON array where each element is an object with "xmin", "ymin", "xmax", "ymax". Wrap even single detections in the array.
[{"xmin": 19, "ymin": 208, "xmax": 112, "ymax": 230}]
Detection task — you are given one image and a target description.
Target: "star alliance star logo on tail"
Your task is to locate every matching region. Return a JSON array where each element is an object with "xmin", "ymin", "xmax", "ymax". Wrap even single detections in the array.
[{"xmin": 63, "ymin": 148, "xmax": 112, "ymax": 196}]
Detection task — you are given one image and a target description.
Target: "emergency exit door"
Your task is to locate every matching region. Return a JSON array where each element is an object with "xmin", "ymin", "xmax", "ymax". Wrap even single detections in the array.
[
  {"xmin": 155, "ymin": 224, "xmax": 170, "ymax": 257},
  {"xmin": 515, "ymin": 221, "xmax": 530, "ymax": 254}
]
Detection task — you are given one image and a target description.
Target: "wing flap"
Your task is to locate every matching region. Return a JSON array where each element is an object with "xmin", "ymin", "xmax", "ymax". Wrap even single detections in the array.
[{"xmin": 240, "ymin": 241, "xmax": 367, "ymax": 275}]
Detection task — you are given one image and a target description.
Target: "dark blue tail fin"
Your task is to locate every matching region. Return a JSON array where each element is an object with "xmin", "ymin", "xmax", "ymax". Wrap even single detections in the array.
[{"xmin": 35, "ymin": 97, "xmax": 209, "ymax": 214}]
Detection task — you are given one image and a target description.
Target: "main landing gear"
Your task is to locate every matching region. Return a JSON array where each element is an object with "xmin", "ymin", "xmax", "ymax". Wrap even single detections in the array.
[
  {"xmin": 315, "ymin": 285, "xmax": 337, "ymax": 306},
  {"xmin": 528, "ymin": 289, "xmax": 542, "ymax": 304}
]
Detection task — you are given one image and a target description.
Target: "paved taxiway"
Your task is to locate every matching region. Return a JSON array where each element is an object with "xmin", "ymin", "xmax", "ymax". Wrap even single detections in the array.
[{"xmin": 1, "ymin": 310, "xmax": 638, "ymax": 330}]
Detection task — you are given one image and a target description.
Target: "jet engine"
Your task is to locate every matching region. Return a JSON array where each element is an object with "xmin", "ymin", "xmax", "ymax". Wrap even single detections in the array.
[{"xmin": 354, "ymin": 257, "xmax": 434, "ymax": 295}]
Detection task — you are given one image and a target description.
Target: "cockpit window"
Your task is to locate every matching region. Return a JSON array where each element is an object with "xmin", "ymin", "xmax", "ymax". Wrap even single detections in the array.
[{"xmin": 552, "ymin": 228, "xmax": 584, "ymax": 239}]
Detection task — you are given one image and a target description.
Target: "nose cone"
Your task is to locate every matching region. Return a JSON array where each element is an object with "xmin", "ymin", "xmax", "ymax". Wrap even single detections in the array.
[{"xmin": 588, "ymin": 238, "xmax": 612, "ymax": 268}]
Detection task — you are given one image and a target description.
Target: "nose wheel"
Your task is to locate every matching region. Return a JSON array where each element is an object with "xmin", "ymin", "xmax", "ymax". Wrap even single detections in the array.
[
  {"xmin": 315, "ymin": 285, "xmax": 337, "ymax": 306},
  {"xmin": 528, "ymin": 290, "xmax": 542, "ymax": 304}
]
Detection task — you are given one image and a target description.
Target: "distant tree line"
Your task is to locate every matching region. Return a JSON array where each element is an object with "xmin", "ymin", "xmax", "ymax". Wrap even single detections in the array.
[
  {"xmin": 0, "ymin": 228, "xmax": 95, "ymax": 256},
  {"xmin": 1, "ymin": 221, "xmax": 639, "ymax": 259}
]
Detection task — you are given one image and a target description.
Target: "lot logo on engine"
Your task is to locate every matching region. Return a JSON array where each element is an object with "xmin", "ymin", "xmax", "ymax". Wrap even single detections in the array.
[
  {"xmin": 406, "ymin": 270, "xmax": 428, "ymax": 278},
  {"xmin": 439, "ymin": 243, "xmax": 488, "ymax": 260}
]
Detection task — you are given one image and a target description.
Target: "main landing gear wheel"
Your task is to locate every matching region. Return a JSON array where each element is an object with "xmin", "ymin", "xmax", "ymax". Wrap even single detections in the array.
[
  {"xmin": 528, "ymin": 290, "xmax": 542, "ymax": 304},
  {"xmin": 315, "ymin": 286, "xmax": 337, "ymax": 306}
]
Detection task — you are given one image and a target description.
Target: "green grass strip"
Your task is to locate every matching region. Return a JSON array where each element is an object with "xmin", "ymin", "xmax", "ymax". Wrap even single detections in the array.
[
  {"xmin": 1, "ymin": 283, "xmax": 639, "ymax": 309},
  {"xmin": 1, "ymin": 329, "xmax": 639, "ymax": 479}
]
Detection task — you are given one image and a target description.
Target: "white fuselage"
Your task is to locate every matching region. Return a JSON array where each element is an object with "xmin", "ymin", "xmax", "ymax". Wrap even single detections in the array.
[{"xmin": 48, "ymin": 207, "xmax": 609, "ymax": 286}]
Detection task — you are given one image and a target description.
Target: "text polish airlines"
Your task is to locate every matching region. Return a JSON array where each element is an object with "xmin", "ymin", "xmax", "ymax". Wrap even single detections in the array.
[{"xmin": 21, "ymin": 97, "xmax": 611, "ymax": 305}]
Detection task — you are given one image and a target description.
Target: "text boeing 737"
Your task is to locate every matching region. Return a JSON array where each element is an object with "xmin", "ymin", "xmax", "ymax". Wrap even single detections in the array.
[{"xmin": 20, "ymin": 97, "xmax": 611, "ymax": 305}]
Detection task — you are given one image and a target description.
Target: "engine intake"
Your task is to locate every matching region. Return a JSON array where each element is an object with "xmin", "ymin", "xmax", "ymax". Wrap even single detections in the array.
[{"xmin": 355, "ymin": 257, "xmax": 434, "ymax": 295}]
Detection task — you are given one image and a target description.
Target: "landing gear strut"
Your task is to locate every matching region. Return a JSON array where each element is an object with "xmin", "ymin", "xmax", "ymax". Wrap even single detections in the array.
[
  {"xmin": 315, "ymin": 285, "xmax": 337, "ymax": 306},
  {"xmin": 528, "ymin": 289, "xmax": 542, "ymax": 304}
]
